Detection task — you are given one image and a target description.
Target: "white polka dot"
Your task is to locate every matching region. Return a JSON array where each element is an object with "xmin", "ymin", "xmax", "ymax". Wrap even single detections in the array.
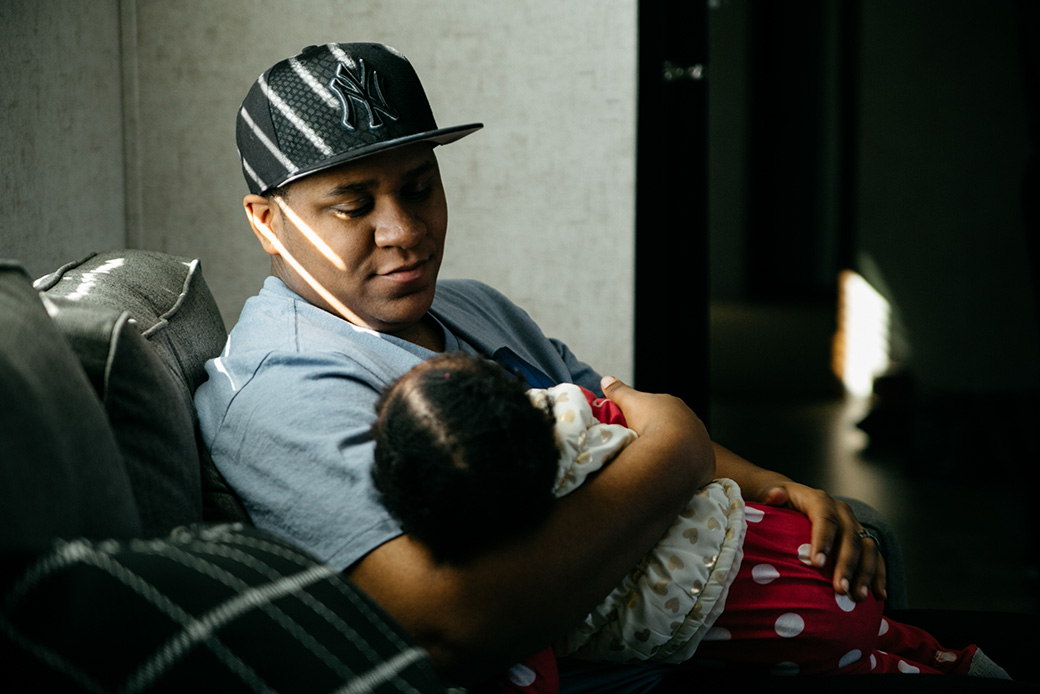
[
  {"xmin": 774, "ymin": 613, "xmax": 805, "ymax": 638},
  {"xmin": 878, "ymin": 618, "xmax": 890, "ymax": 636},
  {"xmin": 870, "ymin": 654, "xmax": 877, "ymax": 670},
  {"xmin": 507, "ymin": 664, "xmax": 537, "ymax": 687},
  {"xmin": 935, "ymin": 650, "xmax": 958, "ymax": 664},
  {"xmin": 897, "ymin": 660, "xmax": 921, "ymax": 674},
  {"xmin": 752, "ymin": 563, "xmax": 780, "ymax": 584},
  {"xmin": 797, "ymin": 543, "xmax": 813, "ymax": 565},
  {"xmin": 745, "ymin": 506, "xmax": 765, "ymax": 523},
  {"xmin": 839, "ymin": 649, "xmax": 862, "ymax": 668},
  {"xmin": 702, "ymin": 627, "xmax": 732, "ymax": 641},
  {"xmin": 835, "ymin": 592, "xmax": 857, "ymax": 612},
  {"xmin": 770, "ymin": 662, "xmax": 800, "ymax": 676}
]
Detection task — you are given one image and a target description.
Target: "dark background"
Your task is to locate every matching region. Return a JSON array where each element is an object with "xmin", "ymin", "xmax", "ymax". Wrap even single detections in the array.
[{"xmin": 636, "ymin": 0, "xmax": 1038, "ymax": 614}]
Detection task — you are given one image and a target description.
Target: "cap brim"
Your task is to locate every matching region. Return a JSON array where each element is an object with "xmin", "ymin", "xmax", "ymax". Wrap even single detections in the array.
[{"xmin": 275, "ymin": 123, "xmax": 483, "ymax": 191}]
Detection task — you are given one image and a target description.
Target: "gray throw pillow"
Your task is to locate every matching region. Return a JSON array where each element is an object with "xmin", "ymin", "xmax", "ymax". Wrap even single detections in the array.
[
  {"xmin": 35, "ymin": 250, "xmax": 228, "ymax": 404},
  {"xmin": 42, "ymin": 297, "xmax": 202, "ymax": 536},
  {"xmin": 37, "ymin": 250, "xmax": 250, "ymax": 525}
]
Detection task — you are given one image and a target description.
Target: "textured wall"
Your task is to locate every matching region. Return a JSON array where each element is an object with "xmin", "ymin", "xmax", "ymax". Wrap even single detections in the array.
[
  {"xmin": 129, "ymin": 0, "xmax": 638, "ymax": 381},
  {"xmin": 1, "ymin": 0, "xmax": 126, "ymax": 278}
]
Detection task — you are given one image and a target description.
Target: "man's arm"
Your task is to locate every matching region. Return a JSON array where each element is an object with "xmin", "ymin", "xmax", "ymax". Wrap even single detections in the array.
[
  {"xmin": 348, "ymin": 377, "xmax": 714, "ymax": 682},
  {"xmin": 713, "ymin": 442, "xmax": 887, "ymax": 602}
]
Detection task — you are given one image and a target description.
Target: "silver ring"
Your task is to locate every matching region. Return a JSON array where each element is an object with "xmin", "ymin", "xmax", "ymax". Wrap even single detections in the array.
[{"xmin": 857, "ymin": 528, "xmax": 881, "ymax": 549}]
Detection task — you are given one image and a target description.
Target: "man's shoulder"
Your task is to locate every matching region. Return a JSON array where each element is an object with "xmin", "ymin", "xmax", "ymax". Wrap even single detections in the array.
[
  {"xmin": 214, "ymin": 281, "xmax": 405, "ymax": 387},
  {"xmin": 433, "ymin": 278, "xmax": 528, "ymax": 320},
  {"xmin": 435, "ymin": 278, "xmax": 509, "ymax": 303},
  {"xmin": 232, "ymin": 279, "xmax": 361, "ymax": 353}
]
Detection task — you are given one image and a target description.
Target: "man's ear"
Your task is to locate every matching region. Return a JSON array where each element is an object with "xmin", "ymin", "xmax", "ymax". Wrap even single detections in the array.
[{"xmin": 243, "ymin": 194, "xmax": 280, "ymax": 256}]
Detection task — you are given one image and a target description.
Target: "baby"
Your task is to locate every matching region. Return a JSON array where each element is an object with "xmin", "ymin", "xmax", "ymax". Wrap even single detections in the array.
[
  {"xmin": 370, "ymin": 354, "xmax": 1006, "ymax": 677},
  {"xmin": 370, "ymin": 352, "xmax": 745, "ymax": 663}
]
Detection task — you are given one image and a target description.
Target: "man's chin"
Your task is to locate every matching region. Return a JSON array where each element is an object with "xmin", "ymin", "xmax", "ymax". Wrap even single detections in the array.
[{"xmin": 377, "ymin": 294, "xmax": 436, "ymax": 330}]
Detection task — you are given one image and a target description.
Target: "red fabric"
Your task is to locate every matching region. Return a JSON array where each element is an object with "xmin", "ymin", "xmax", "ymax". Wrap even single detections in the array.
[
  {"xmin": 695, "ymin": 502, "xmax": 978, "ymax": 675},
  {"xmin": 505, "ymin": 388, "xmax": 979, "ymax": 679},
  {"xmin": 579, "ymin": 386, "xmax": 627, "ymax": 426}
]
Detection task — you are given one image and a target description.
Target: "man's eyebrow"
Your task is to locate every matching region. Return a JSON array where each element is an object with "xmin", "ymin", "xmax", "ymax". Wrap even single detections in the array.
[
  {"xmin": 322, "ymin": 159, "xmax": 438, "ymax": 198},
  {"xmin": 325, "ymin": 180, "xmax": 374, "ymax": 197},
  {"xmin": 408, "ymin": 159, "xmax": 437, "ymax": 178}
]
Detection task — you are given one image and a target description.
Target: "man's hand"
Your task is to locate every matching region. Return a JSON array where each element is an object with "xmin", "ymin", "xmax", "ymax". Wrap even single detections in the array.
[
  {"xmin": 714, "ymin": 443, "xmax": 887, "ymax": 602},
  {"xmin": 758, "ymin": 482, "xmax": 887, "ymax": 601},
  {"xmin": 600, "ymin": 376, "xmax": 717, "ymax": 492}
]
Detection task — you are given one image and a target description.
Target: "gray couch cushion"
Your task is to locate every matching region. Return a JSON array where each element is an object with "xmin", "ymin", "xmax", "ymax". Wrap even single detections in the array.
[
  {"xmin": 42, "ymin": 297, "xmax": 202, "ymax": 536},
  {"xmin": 0, "ymin": 261, "xmax": 142, "ymax": 549},
  {"xmin": 37, "ymin": 250, "xmax": 251, "ymax": 525}
]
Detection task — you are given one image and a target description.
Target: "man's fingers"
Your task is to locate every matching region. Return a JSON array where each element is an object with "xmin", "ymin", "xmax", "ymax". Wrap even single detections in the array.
[
  {"xmin": 872, "ymin": 553, "xmax": 889, "ymax": 601},
  {"xmin": 597, "ymin": 376, "xmax": 704, "ymax": 438},
  {"xmin": 787, "ymin": 485, "xmax": 839, "ymax": 571},
  {"xmin": 831, "ymin": 528, "xmax": 860, "ymax": 596},
  {"xmin": 757, "ymin": 482, "xmax": 890, "ymax": 602},
  {"xmin": 850, "ymin": 530, "xmax": 885, "ymax": 601},
  {"xmin": 849, "ymin": 535, "xmax": 876, "ymax": 600},
  {"xmin": 827, "ymin": 501, "xmax": 877, "ymax": 599},
  {"xmin": 810, "ymin": 507, "xmax": 839, "ymax": 571}
]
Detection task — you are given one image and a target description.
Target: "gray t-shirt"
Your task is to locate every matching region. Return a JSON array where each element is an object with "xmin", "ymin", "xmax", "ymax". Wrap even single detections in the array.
[{"xmin": 194, "ymin": 276, "xmax": 600, "ymax": 571}]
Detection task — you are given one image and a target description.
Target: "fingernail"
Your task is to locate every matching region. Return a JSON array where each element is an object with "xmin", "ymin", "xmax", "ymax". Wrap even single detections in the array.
[
  {"xmin": 840, "ymin": 578, "xmax": 850, "ymax": 594},
  {"xmin": 814, "ymin": 553, "xmax": 827, "ymax": 568},
  {"xmin": 601, "ymin": 376, "xmax": 619, "ymax": 390},
  {"xmin": 859, "ymin": 585, "xmax": 869, "ymax": 599}
]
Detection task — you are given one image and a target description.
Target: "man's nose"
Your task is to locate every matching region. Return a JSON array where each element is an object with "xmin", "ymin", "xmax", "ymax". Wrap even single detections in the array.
[{"xmin": 373, "ymin": 201, "xmax": 425, "ymax": 248}]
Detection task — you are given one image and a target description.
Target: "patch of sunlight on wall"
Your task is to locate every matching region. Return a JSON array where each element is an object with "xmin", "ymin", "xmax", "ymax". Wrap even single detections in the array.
[{"xmin": 833, "ymin": 270, "xmax": 891, "ymax": 397}]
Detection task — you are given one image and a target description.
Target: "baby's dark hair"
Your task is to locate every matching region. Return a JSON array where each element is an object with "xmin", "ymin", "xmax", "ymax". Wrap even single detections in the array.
[{"xmin": 370, "ymin": 353, "xmax": 560, "ymax": 564}]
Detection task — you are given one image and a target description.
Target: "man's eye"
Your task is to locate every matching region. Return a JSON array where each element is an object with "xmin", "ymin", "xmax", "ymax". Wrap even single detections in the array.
[
  {"xmin": 403, "ymin": 181, "xmax": 434, "ymax": 200},
  {"xmin": 333, "ymin": 201, "xmax": 372, "ymax": 218}
]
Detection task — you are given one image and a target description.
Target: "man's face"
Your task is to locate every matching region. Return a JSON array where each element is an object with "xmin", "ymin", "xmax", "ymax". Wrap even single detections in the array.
[{"xmin": 256, "ymin": 143, "xmax": 448, "ymax": 339}]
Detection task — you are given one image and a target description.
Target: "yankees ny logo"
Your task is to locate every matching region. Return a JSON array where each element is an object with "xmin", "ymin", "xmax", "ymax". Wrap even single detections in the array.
[{"xmin": 329, "ymin": 59, "xmax": 399, "ymax": 131}]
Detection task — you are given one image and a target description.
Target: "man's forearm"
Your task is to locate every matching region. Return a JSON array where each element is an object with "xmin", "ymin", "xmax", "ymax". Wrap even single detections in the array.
[
  {"xmin": 712, "ymin": 441, "xmax": 792, "ymax": 502},
  {"xmin": 349, "ymin": 395, "xmax": 715, "ymax": 681}
]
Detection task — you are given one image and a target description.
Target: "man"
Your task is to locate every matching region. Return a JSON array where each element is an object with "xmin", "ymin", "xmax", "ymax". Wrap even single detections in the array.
[{"xmin": 195, "ymin": 42, "xmax": 884, "ymax": 686}]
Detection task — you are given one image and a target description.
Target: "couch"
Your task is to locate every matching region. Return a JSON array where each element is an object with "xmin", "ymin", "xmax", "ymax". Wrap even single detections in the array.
[
  {"xmin": 1, "ymin": 250, "xmax": 1027, "ymax": 691},
  {"xmin": 1, "ymin": 250, "xmax": 453, "ymax": 692}
]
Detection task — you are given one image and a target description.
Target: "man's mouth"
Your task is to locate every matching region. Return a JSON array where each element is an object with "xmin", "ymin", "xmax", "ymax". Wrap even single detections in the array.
[{"xmin": 379, "ymin": 258, "xmax": 430, "ymax": 283}]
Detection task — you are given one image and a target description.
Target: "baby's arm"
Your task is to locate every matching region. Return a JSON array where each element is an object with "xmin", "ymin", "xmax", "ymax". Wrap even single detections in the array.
[{"xmin": 529, "ymin": 383, "xmax": 637, "ymax": 496}]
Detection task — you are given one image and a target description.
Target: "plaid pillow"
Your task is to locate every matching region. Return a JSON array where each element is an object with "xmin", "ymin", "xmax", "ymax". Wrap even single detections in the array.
[{"xmin": 1, "ymin": 524, "xmax": 455, "ymax": 693}]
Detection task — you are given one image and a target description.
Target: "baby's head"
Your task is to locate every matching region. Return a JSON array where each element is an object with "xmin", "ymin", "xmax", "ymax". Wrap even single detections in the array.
[{"xmin": 371, "ymin": 353, "xmax": 559, "ymax": 564}]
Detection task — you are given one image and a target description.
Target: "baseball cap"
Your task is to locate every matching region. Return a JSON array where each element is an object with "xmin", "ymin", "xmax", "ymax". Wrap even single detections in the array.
[{"xmin": 236, "ymin": 42, "xmax": 483, "ymax": 195}]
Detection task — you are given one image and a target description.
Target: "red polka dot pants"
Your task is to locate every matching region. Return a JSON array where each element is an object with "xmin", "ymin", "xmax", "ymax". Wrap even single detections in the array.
[{"xmin": 693, "ymin": 503, "xmax": 978, "ymax": 675}]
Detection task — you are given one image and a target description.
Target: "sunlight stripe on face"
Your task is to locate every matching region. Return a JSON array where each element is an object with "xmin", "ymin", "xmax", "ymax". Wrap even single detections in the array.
[
  {"xmin": 274, "ymin": 198, "xmax": 347, "ymax": 271},
  {"xmin": 255, "ymin": 224, "xmax": 357, "ymax": 324}
]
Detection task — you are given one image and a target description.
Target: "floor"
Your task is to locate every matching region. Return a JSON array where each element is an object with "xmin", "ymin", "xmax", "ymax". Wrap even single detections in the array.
[{"xmin": 708, "ymin": 302, "xmax": 1038, "ymax": 616}]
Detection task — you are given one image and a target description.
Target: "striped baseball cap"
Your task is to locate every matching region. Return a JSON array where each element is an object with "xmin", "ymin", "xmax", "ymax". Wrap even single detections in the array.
[{"xmin": 236, "ymin": 43, "xmax": 483, "ymax": 195}]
